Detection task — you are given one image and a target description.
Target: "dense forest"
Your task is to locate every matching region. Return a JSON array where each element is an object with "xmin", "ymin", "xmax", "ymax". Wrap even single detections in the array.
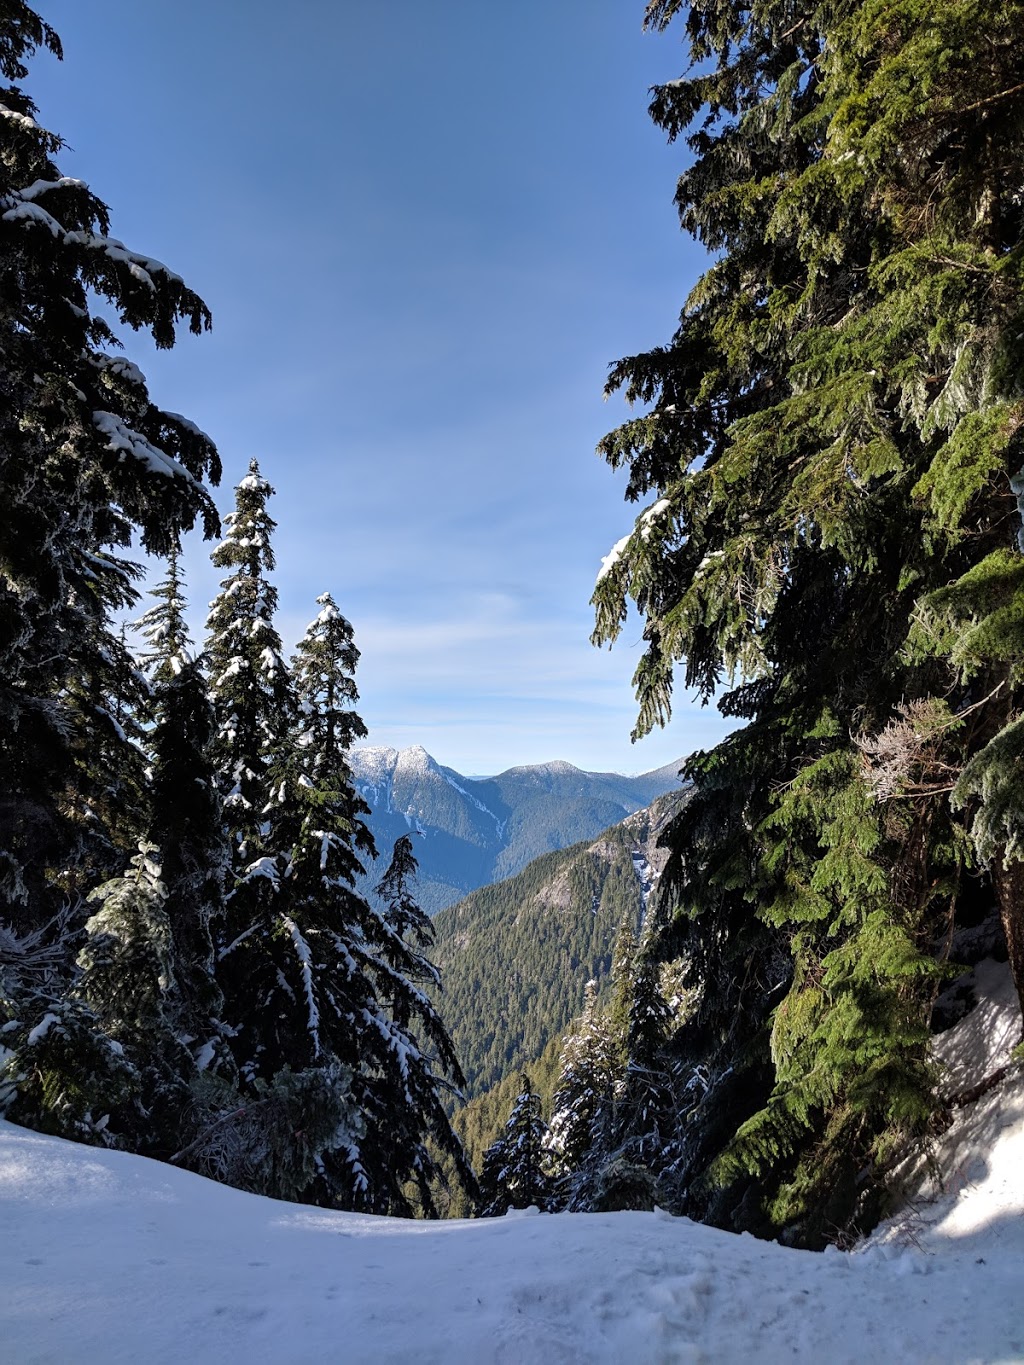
[{"xmin": 433, "ymin": 791, "xmax": 683, "ymax": 1098}]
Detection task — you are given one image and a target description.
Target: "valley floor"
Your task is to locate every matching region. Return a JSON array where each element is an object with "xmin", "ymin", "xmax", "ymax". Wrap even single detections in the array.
[{"xmin": 2, "ymin": 963, "xmax": 1022, "ymax": 1364}]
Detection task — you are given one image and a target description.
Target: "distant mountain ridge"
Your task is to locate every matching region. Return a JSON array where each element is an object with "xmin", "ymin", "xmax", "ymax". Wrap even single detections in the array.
[{"xmin": 350, "ymin": 745, "xmax": 685, "ymax": 914}]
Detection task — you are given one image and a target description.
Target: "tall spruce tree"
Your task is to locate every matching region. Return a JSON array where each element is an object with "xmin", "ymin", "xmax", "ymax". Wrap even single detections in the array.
[
  {"xmin": 287, "ymin": 602, "xmax": 471, "ymax": 1214},
  {"xmin": 545, "ymin": 980, "xmax": 623, "ymax": 1207},
  {"xmin": 205, "ymin": 460, "xmax": 293, "ymax": 873},
  {"xmin": 135, "ymin": 550, "xmax": 230, "ymax": 1077},
  {"xmin": 0, "ymin": 4, "xmax": 220, "ymax": 1143},
  {"xmin": 591, "ymin": 0, "xmax": 1024, "ymax": 1244},
  {"xmin": 210, "ymin": 588, "xmax": 472, "ymax": 1213},
  {"xmin": 67, "ymin": 553, "xmax": 230, "ymax": 1154},
  {"xmin": 0, "ymin": 4, "xmax": 220, "ymax": 938},
  {"xmin": 478, "ymin": 1074, "xmax": 553, "ymax": 1216}
]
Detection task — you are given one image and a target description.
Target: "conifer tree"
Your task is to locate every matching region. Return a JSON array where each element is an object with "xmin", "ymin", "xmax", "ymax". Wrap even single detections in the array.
[
  {"xmin": 0, "ymin": 908, "xmax": 137, "ymax": 1144},
  {"xmin": 73, "ymin": 841, "xmax": 190, "ymax": 1147},
  {"xmin": 0, "ymin": 4, "xmax": 220, "ymax": 1144},
  {"xmin": 64, "ymin": 557, "xmax": 231, "ymax": 1153},
  {"xmin": 613, "ymin": 921, "xmax": 674, "ymax": 1171},
  {"xmin": 136, "ymin": 546, "xmax": 191, "ymax": 687},
  {"xmin": 590, "ymin": 0, "xmax": 1024, "ymax": 1243},
  {"xmin": 545, "ymin": 981, "xmax": 622, "ymax": 1207},
  {"xmin": 135, "ymin": 550, "xmax": 230, "ymax": 1076},
  {"xmin": 212, "ymin": 589, "xmax": 473, "ymax": 1212},
  {"xmin": 478, "ymin": 1075, "xmax": 553, "ymax": 1216},
  {"xmin": 362, "ymin": 832, "xmax": 477, "ymax": 1214},
  {"xmin": 205, "ymin": 461, "xmax": 293, "ymax": 869},
  {"xmin": 204, "ymin": 460, "xmax": 300, "ymax": 1092},
  {"xmin": 0, "ymin": 3, "xmax": 220, "ymax": 939}
]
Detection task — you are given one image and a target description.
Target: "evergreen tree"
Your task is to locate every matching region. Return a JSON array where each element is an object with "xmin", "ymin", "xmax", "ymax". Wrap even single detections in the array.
[
  {"xmin": 204, "ymin": 460, "xmax": 293, "ymax": 870},
  {"xmin": 0, "ymin": 4, "xmax": 219, "ymax": 1143},
  {"xmin": 214, "ymin": 590, "xmax": 473, "ymax": 1213},
  {"xmin": 545, "ymin": 980, "xmax": 622, "ymax": 1207},
  {"xmin": 0, "ymin": 908, "xmax": 136, "ymax": 1144},
  {"xmin": 204, "ymin": 460, "xmax": 299, "ymax": 1091},
  {"xmin": 613, "ymin": 919, "xmax": 674, "ymax": 1171},
  {"xmin": 376, "ymin": 835, "xmax": 434, "ymax": 970},
  {"xmin": 478, "ymin": 1074, "xmax": 553, "ymax": 1216},
  {"xmin": 67, "ymin": 555, "xmax": 231, "ymax": 1153},
  {"xmin": 0, "ymin": 3, "xmax": 220, "ymax": 937},
  {"xmin": 136, "ymin": 550, "xmax": 230, "ymax": 1076},
  {"xmin": 590, "ymin": 0, "xmax": 1024, "ymax": 1243},
  {"xmin": 136, "ymin": 545, "xmax": 191, "ymax": 687},
  {"xmin": 74, "ymin": 841, "xmax": 193, "ymax": 1149},
  {"xmin": 362, "ymin": 832, "xmax": 477, "ymax": 1215}
]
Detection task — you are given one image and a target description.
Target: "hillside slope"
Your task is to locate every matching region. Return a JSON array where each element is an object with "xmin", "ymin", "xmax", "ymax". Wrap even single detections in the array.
[
  {"xmin": 351, "ymin": 746, "xmax": 684, "ymax": 914},
  {"xmin": 432, "ymin": 789, "xmax": 686, "ymax": 1100}
]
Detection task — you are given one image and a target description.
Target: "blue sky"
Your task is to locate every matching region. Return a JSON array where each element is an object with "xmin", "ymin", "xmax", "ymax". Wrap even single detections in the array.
[{"xmin": 29, "ymin": 0, "xmax": 734, "ymax": 776}]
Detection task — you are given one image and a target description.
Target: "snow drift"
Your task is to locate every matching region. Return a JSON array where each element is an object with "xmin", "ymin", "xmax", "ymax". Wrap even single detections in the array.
[{"xmin": 2, "ymin": 962, "xmax": 1022, "ymax": 1364}]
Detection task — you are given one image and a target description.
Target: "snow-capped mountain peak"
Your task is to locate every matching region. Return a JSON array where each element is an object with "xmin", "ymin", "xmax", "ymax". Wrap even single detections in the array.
[{"xmin": 347, "ymin": 744, "xmax": 686, "ymax": 914}]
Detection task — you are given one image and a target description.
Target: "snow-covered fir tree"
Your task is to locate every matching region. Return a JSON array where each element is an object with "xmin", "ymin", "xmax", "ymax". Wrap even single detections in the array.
[
  {"xmin": 135, "ymin": 545, "xmax": 190, "ymax": 687},
  {"xmin": 374, "ymin": 833, "xmax": 442, "ymax": 1025},
  {"xmin": 135, "ymin": 551, "xmax": 231, "ymax": 1078},
  {"xmin": 0, "ymin": 5, "xmax": 220, "ymax": 939},
  {"xmin": 203, "ymin": 460, "xmax": 305, "ymax": 1095},
  {"xmin": 73, "ymin": 842, "xmax": 190, "ymax": 1148},
  {"xmin": 204, "ymin": 461, "xmax": 293, "ymax": 869},
  {"xmin": 607, "ymin": 918, "xmax": 674, "ymax": 1173},
  {"xmin": 478, "ymin": 1074, "xmax": 553, "ymax": 1216},
  {"xmin": 545, "ymin": 981, "xmax": 623, "ymax": 1208},
  {"xmin": 62, "ymin": 560, "xmax": 232, "ymax": 1153},
  {"xmin": 285, "ymin": 601, "xmax": 471, "ymax": 1214},
  {"xmin": 358, "ymin": 832, "xmax": 477, "ymax": 1215},
  {"xmin": 0, "ymin": 3, "xmax": 220, "ymax": 1142},
  {"xmin": 210, "ymin": 589, "xmax": 472, "ymax": 1212}
]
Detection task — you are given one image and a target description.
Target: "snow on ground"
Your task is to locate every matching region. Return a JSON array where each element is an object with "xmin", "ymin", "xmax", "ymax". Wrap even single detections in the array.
[{"xmin": 2, "ymin": 965, "xmax": 1023, "ymax": 1364}]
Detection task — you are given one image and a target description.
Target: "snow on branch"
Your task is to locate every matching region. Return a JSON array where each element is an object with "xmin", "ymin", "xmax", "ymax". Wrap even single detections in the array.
[
  {"xmin": 0, "ymin": 101, "xmax": 41, "ymax": 131},
  {"xmin": 91, "ymin": 411, "xmax": 206, "ymax": 493},
  {"xmin": 1, "ymin": 183, "xmax": 185, "ymax": 290},
  {"xmin": 283, "ymin": 917, "xmax": 320, "ymax": 1057},
  {"xmin": 15, "ymin": 176, "xmax": 88, "ymax": 201}
]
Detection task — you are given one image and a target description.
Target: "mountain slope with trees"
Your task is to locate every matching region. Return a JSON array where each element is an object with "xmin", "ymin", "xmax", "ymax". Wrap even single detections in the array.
[{"xmin": 431, "ymin": 790, "xmax": 686, "ymax": 1101}]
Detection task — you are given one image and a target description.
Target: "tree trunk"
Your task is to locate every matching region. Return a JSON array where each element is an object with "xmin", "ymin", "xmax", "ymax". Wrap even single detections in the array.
[{"xmin": 990, "ymin": 855, "xmax": 1024, "ymax": 1034}]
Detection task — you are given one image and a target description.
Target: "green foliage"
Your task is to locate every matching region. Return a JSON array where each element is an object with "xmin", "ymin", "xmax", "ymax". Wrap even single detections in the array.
[
  {"xmin": 0, "ymin": 0, "xmax": 219, "ymax": 931},
  {"xmin": 78, "ymin": 843, "xmax": 174, "ymax": 1044},
  {"xmin": 588, "ymin": 0, "xmax": 1024, "ymax": 1244},
  {"xmin": 0, "ymin": 991, "xmax": 137, "ymax": 1145},
  {"xmin": 432, "ymin": 796, "xmax": 681, "ymax": 1100},
  {"xmin": 477, "ymin": 1074, "xmax": 554, "ymax": 1216},
  {"xmin": 174, "ymin": 1062, "xmax": 364, "ymax": 1204},
  {"xmin": 453, "ymin": 1034, "xmax": 564, "ymax": 1185},
  {"xmin": 0, "ymin": 2, "xmax": 223, "ymax": 1151}
]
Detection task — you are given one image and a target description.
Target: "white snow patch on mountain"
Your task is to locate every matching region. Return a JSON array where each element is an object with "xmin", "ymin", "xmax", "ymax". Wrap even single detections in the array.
[
  {"xmin": 443, "ymin": 771, "xmax": 506, "ymax": 837},
  {"xmin": 631, "ymin": 847, "xmax": 657, "ymax": 923}
]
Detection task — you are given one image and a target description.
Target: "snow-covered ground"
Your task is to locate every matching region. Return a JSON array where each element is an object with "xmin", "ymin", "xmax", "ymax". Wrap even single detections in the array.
[{"xmin": 3, "ymin": 964, "xmax": 1022, "ymax": 1364}]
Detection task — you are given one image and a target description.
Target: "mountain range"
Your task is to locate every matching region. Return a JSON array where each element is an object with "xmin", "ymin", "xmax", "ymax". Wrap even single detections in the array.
[{"xmin": 350, "ymin": 745, "xmax": 685, "ymax": 914}]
